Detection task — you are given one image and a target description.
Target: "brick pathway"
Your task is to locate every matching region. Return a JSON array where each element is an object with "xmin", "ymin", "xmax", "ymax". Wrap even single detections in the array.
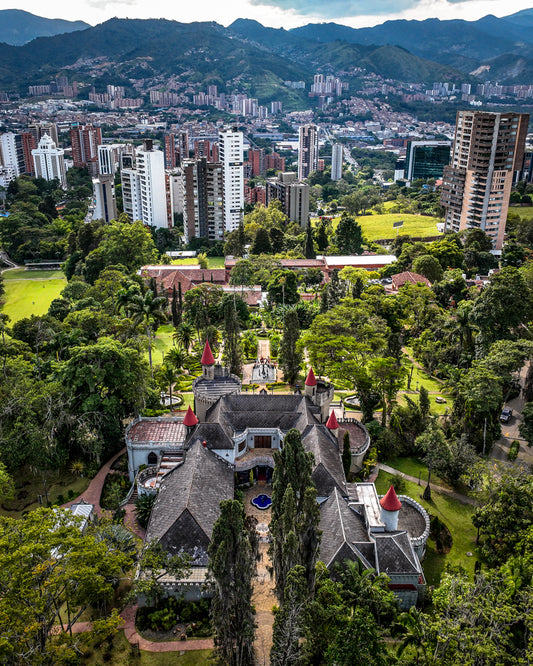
[{"xmin": 61, "ymin": 448, "xmax": 126, "ymax": 515}]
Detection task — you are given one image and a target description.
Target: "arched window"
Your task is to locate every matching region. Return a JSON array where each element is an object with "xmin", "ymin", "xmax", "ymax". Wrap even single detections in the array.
[{"xmin": 147, "ymin": 451, "xmax": 158, "ymax": 465}]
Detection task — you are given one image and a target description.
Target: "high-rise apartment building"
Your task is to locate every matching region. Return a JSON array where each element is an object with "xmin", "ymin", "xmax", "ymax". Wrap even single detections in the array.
[
  {"xmin": 164, "ymin": 134, "xmax": 177, "ymax": 169},
  {"xmin": 165, "ymin": 168, "xmax": 184, "ymax": 228},
  {"xmin": 182, "ymin": 158, "xmax": 224, "ymax": 242},
  {"xmin": 298, "ymin": 124, "xmax": 319, "ymax": 181},
  {"xmin": 331, "ymin": 143, "xmax": 343, "ymax": 181},
  {"xmin": 266, "ymin": 172, "xmax": 310, "ymax": 227},
  {"xmin": 219, "ymin": 127, "xmax": 244, "ymax": 232},
  {"xmin": 31, "ymin": 134, "xmax": 67, "ymax": 188},
  {"xmin": 27, "ymin": 122, "xmax": 59, "ymax": 147},
  {"xmin": 0, "ymin": 133, "xmax": 25, "ymax": 176},
  {"xmin": 405, "ymin": 141, "xmax": 451, "ymax": 183},
  {"xmin": 70, "ymin": 123, "xmax": 102, "ymax": 175},
  {"xmin": 92, "ymin": 175, "xmax": 117, "ymax": 222},
  {"xmin": 248, "ymin": 148, "xmax": 265, "ymax": 177},
  {"xmin": 21, "ymin": 133, "xmax": 36, "ymax": 175},
  {"xmin": 121, "ymin": 140, "xmax": 167, "ymax": 228},
  {"xmin": 98, "ymin": 144, "xmax": 133, "ymax": 176},
  {"xmin": 441, "ymin": 111, "xmax": 529, "ymax": 249}
]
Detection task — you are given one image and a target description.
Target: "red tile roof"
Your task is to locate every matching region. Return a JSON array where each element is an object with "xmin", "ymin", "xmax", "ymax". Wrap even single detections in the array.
[
  {"xmin": 380, "ymin": 485, "xmax": 402, "ymax": 512},
  {"xmin": 305, "ymin": 367, "xmax": 317, "ymax": 387},
  {"xmin": 201, "ymin": 340, "xmax": 215, "ymax": 366},
  {"xmin": 391, "ymin": 271, "xmax": 431, "ymax": 289}
]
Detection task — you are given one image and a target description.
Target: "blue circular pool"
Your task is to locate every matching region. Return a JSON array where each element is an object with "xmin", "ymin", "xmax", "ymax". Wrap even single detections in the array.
[{"xmin": 251, "ymin": 494, "xmax": 272, "ymax": 510}]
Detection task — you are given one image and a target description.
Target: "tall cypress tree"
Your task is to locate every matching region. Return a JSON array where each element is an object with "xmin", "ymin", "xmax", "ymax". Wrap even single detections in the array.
[
  {"xmin": 270, "ymin": 429, "xmax": 320, "ymax": 600},
  {"xmin": 304, "ymin": 222, "xmax": 316, "ymax": 259},
  {"xmin": 208, "ymin": 500, "xmax": 258, "ymax": 666},
  {"xmin": 177, "ymin": 282, "xmax": 183, "ymax": 326},
  {"xmin": 279, "ymin": 309, "xmax": 302, "ymax": 386},
  {"xmin": 270, "ymin": 565, "xmax": 308, "ymax": 666},
  {"xmin": 223, "ymin": 300, "xmax": 243, "ymax": 376},
  {"xmin": 342, "ymin": 431, "xmax": 351, "ymax": 479},
  {"xmin": 171, "ymin": 286, "xmax": 179, "ymax": 327}
]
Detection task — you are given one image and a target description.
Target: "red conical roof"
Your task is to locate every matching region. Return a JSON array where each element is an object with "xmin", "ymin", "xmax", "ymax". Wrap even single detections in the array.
[
  {"xmin": 201, "ymin": 339, "xmax": 215, "ymax": 366},
  {"xmin": 326, "ymin": 410, "xmax": 339, "ymax": 429},
  {"xmin": 305, "ymin": 367, "xmax": 317, "ymax": 386},
  {"xmin": 183, "ymin": 406, "xmax": 199, "ymax": 427},
  {"xmin": 380, "ymin": 485, "xmax": 402, "ymax": 512}
]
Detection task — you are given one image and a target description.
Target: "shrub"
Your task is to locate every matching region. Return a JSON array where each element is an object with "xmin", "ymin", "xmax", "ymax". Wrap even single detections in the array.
[
  {"xmin": 391, "ymin": 474, "xmax": 406, "ymax": 494},
  {"xmin": 508, "ymin": 440, "xmax": 520, "ymax": 461}
]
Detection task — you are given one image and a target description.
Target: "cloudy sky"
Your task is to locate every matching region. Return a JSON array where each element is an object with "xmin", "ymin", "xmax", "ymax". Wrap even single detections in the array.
[{"xmin": 11, "ymin": 0, "xmax": 533, "ymax": 29}]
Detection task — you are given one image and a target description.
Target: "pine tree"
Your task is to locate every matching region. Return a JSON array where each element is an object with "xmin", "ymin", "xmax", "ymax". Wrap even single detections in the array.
[
  {"xmin": 279, "ymin": 309, "xmax": 302, "ymax": 385},
  {"xmin": 317, "ymin": 219, "xmax": 329, "ymax": 252},
  {"xmin": 177, "ymin": 282, "xmax": 183, "ymax": 326},
  {"xmin": 223, "ymin": 300, "xmax": 243, "ymax": 376},
  {"xmin": 304, "ymin": 222, "xmax": 315, "ymax": 259},
  {"xmin": 419, "ymin": 385, "xmax": 430, "ymax": 419},
  {"xmin": 251, "ymin": 227, "xmax": 272, "ymax": 255},
  {"xmin": 208, "ymin": 500, "xmax": 258, "ymax": 666},
  {"xmin": 236, "ymin": 219, "xmax": 246, "ymax": 257},
  {"xmin": 342, "ymin": 431, "xmax": 351, "ymax": 479}
]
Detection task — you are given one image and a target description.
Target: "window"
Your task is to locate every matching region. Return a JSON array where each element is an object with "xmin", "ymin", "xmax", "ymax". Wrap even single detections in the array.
[{"xmin": 147, "ymin": 451, "xmax": 158, "ymax": 465}]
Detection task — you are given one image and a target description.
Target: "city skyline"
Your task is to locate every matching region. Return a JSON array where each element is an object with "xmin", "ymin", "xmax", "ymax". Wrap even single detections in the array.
[{"xmin": 5, "ymin": 0, "xmax": 533, "ymax": 32}]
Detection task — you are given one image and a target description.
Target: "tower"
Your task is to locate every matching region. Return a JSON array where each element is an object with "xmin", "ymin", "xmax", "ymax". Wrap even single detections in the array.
[
  {"xmin": 298, "ymin": 124, "xmax": 319, "ymax": 181},
  {"xmin": 441, "ymin": 110, "xmax": 528, "ymax": 250},
  {"xmin": 92, "ymin": 175, "xmax": 117, "ymax": 222},
  {"xmin": 325, "ymin": 410, "xmax": 339, "ymax": 439},
  {"xmin": 201, "ymin": 339, "xmax": 215, "ymax": 381},
  {"xmin": 219, "ymin": 127, "xmax": 244, "ymax": 232},
  {"xmin": 70, "ymin": 123, "xmax": 102, "ymax": 175},
  {"xmin": 121, "ymin": 140, "xmax": 166, "ymax": 228},
  {"xmin": 0, "ymin": 133, "xmax": 25, "ymax": 177},
  {"xmin": 305, "ymin": 367, "xmax": 317, "ymax": 398},
  {"xmin": 31, "ymin": 134, "xmax": 67, "ymax": 188},
  {"xmin": 331, "ymin": 143, "xmax": 343, "ymax": 181},
  {"xmin": 182, "ymin": 158, "xmax": 224, "ymax": 242},
  {"xmin": 380, "ymin": 485, "xmax": 402, "ymax": 531}
]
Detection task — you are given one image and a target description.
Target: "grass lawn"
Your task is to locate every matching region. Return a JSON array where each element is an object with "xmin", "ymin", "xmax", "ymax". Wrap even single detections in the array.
[
  {"xmin": 375, "ymin": 471, "xmax": 478, "ymax": 585},
  {"xmin": 207, "ymin": 256, "xmax": 225, "ymax": 268},
  {"xmin": 510, "ymin": 205, "xmax": 533, "ymax": 220},
  {"xmin": 3, "ymin": 268, "xmax": 65, "ymax": 280},
  {"xmin": 330, "ymin": 213, "xmax": 442, "ymax": 241},
  {"xmin": 83, "ymin": 629, "xmax": 211, "ymax": 665},
  {"xmin": 3, "ymin": 274, "xmax": 66, "ymax": 322},
  {"xmin": 151, "ymin": 325, "xmax": 175, "ymax": 365},
  {"xmin": 169, "ymin": 257, "xmax": 224, "ymax": 269},
  {"xmin": 383, "ymin": 455, "xmax": 450, "ymax": 489}
]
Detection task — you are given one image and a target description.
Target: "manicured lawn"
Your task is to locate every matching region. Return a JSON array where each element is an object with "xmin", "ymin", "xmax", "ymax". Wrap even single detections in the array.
[
  {"xmin": 510, "ymin": 205, "xmax": 533, "ymax": 220},
  {"xmin": 151, "ymin": 325, "xmax": 175, "ymax": 364},
  {"xmin": 330, "ymin": 213, "xmax": 442, "ymax": 241},
  {"xmin": 382, "ymin": 455, "xmax": 449, "ymax": 489},
  {"xmin": 83, "ymin": 629, "xmax": 211, "ymax": 664},
  {"xmin": 170, "ymin": 258, "xmax": 198, "ymax": 265},
  {"xmin": 168, "ymin": 257, "xmax": 224, "ymax": 268},
  {"xmin": 3, "ymin": 268, "xmax": 65, "ymax": 280},
  {"xmin": 375, "ymin": 471, "xmax": 478, "ymax": 585},
  {"xmin": 207, "ymin": 256, "xmax": 225, "ymax": 268},
  {"xmin": 3, "ymin": 275, "xmax": 66, "ymax": 322}
]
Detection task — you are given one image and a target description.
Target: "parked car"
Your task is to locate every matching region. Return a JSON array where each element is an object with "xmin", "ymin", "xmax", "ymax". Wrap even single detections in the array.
[
  {"xmin": 500, "ymin": 408, "xmax": 513, "ymax": 423},
  {"xmin": 435, "ymin": 396, "xmax": 446, "ymax": 404}
]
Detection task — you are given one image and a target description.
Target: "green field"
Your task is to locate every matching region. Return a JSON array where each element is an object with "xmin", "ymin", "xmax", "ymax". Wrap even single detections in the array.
[
  {"xmin": 510, "ymin": 205, "xmax": 533, "ymax": 220},
  {"xmin": 3, "ymin": 268, "xmax": 65, "ymax": 280},
  {"xmin": 151, "ymin": 324, "xmax": 176, "ymax": 365},
  {"xmin": 331, "ymin": 213, "xmax": 442, "ymax": 241},
  {"xmin": 170, "ymin": 257, "xmax": 225, "ymax": 268},
  {"xmin": 375, "ymin": 471, "xmax": 477, "ymax": 585},
  {"xmin": 3, "ymin": 274, "xmax": 66, "ymax": 322}
]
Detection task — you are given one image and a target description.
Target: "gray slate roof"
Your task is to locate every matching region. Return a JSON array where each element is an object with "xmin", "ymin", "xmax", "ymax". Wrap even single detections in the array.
[
  {"xmin": 145, "ymin": 440, "xmax": 233, "ymax": 562},
  {"xmin": 303, "ymin": 426, "xmax": 346, "ymax": 496},
  {"xmin": 374, "ymin": 531, "xmax": 421, "ymax": 576},
  {"xmin": 319, "ymin": 488, "xmax": 370, "ymax": 568}
]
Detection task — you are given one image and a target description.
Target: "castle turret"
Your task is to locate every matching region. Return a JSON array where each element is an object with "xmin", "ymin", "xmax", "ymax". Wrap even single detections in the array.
[
  {"xmin": 201, "ymin": 339, "xmax": 215, "ymax": 380},
  {"xmin": 305, "ymin": 367, "xmax": 317, "ymax": 398},
  {"xmin": 380, "ymin": 485, "xmax": 402, "ymax": 531},
  {"xmin": 183, "ymin": 405, "xmax": 199, "ymax": 436},
  {"xmin": 325, "ymin": 410, "xmax": 339, "ymax": 440}
]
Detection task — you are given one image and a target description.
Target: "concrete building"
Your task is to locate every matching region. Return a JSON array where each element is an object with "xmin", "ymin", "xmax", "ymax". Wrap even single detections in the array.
[
  {"xmin": 182, "ymin": 157, "xmax": 224, "ymax": 242},
  {"xmin": 121, "ymin": 139, "xmax": 167, "ymax": 228},
  {"xmin": 165, "ymin": 167, "xmax": 184, "ymax": 229},
  {"xmin": 31, "ymin": 134, "xmax": 67, "ymax": 188},
  {"xmin": 266, "ymin": 171, "xmax": 310, "ymax": 227},
  {"xmin": 92, "ymin": 175, "xmax": 117, "ymax": 223},
  {"xmin": 219, "ymin": 127, "xmax": 244, "ymax": 232},
  {"xmin": 98, "ymin": 143, "xmax": 133, "ymax": 176},
  {"xmin": 298, "ymin": 123, "xmax": 319, "ymax": 180},
  {"xmin": 441, "ymin": 111, "xmax": 529, "ymax": 249},
  {"xmin": 405, "ymin": 140, "xmax": 451, "ymax": 183},
  {"xmin": 27, "ymin": 122, "xmax": 59, "ymax": 147},
  {"xmin": 0, "ymin": 132, "xmax": 25, "ymax": 177},
  {"xmin": 331, "ymin": 143, "xmax": 343, "ymax": 181}
]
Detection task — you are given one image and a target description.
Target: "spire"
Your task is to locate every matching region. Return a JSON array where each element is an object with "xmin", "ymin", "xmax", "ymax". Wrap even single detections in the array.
[
  {"xmin": 326, "ymin": 410, "xmax": 339, "ymax": 430},
  {"xmin": 201, "ymin": 339, "xmax": 215, "ymax": 366},
  {"xmin": 380, "ymin": 485, "xmax": 402, "ymax": 512},
  {"xmin": 183, "ymin": 406, "xmax": 199, "ymax": 427},
  {"xmin": 305, "ymin": 367, "xmax": 317, "ymax": 387}
]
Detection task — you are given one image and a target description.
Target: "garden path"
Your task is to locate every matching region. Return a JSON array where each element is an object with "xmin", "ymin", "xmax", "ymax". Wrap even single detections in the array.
[
  {"xmin": 376, "ymin": 463, "xmax": 476, "ymax": 506},
  {"xmin": 243, "ymin": 485, "xmax": 276, "ymax": 665}
]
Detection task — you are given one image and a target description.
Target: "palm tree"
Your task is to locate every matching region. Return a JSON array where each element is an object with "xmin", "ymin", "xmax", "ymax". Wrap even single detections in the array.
[
  {"xmin": 129, "ymin": 289, "xmax": 168, "ymax": 376},
  {"xmin": 164, "ymin": 347, "xmax": 186, "ymax": 373},
  {"xmin": 395, "ymin": 607, "xmax": 430, "ymax": 665},
  {"xmin": 160, "ymin": 364, "xmax": 178, "ymax": 412},
  {"xmin": 172, "ymin": 322, "xmax": 194, "ymax": 352}
]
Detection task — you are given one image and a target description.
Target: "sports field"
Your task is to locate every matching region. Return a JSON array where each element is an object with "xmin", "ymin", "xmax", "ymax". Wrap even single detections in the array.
[
  {"xmin": 2, "ymin": 271, "xmax": 66, "ymax": 322},
  {"xmin": 331, "ymin": 213, "xmax": 442, "ymax": 241}
]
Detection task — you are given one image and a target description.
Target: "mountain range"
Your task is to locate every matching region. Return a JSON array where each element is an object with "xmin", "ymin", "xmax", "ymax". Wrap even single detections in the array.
[
  {"xmin": 0, "ymin": 10, "xmax": 531, "ymax": 102},
  {"xmin": 0, "ymin": 9, "xmax": 90, "ymax": 46}
]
